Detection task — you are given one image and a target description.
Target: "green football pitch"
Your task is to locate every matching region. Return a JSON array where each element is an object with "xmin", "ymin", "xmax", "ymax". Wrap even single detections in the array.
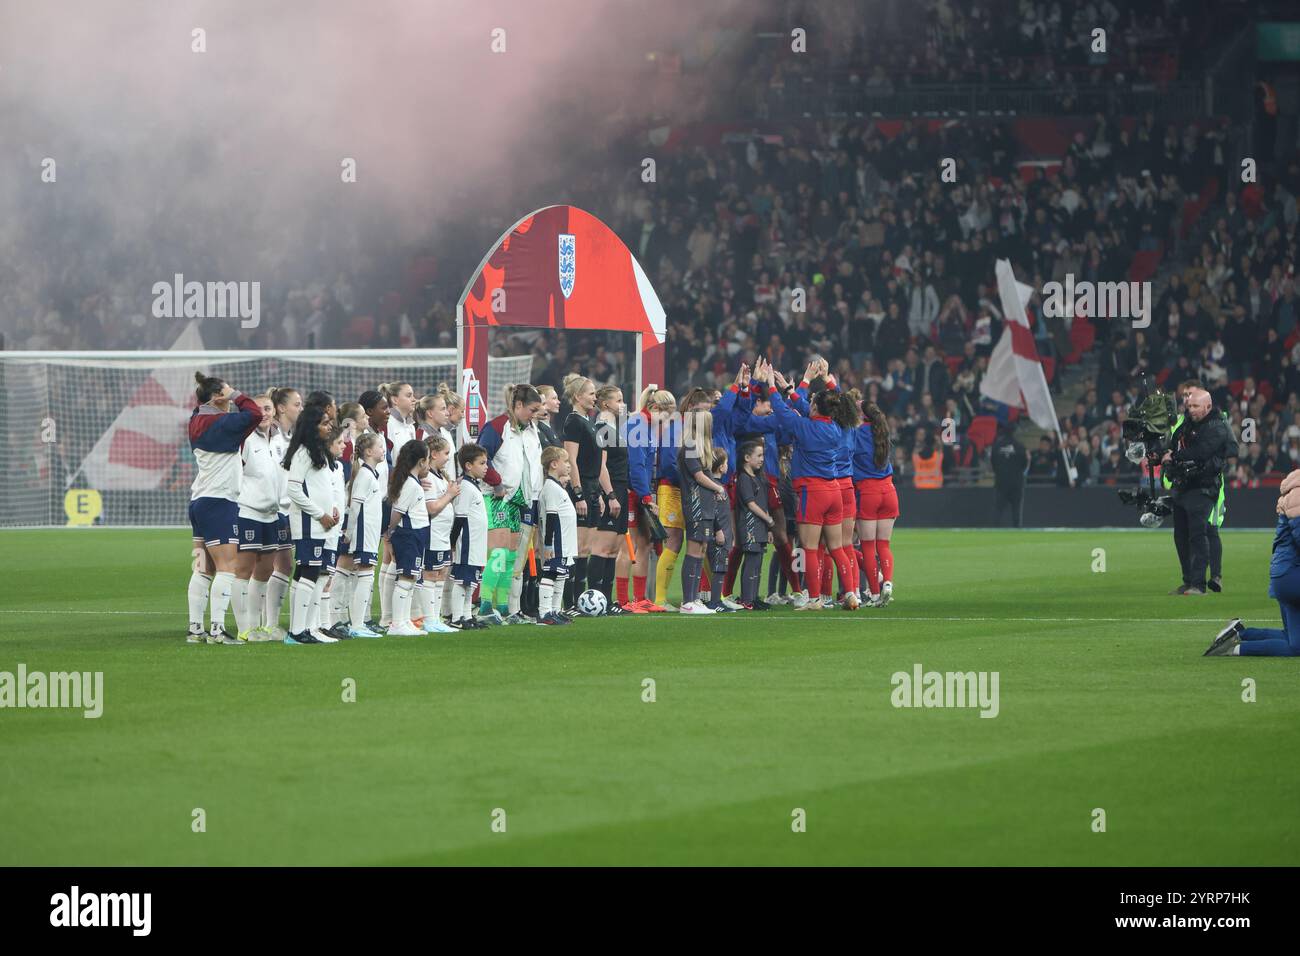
[{"xmin": 1, "ymin": 528, "xmax": 1296, "ymax": 866}]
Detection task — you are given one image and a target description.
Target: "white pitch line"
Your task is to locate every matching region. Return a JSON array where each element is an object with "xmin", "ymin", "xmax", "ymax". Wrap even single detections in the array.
[{"xmin": 0, "ymin": 609, "xmax": 1271, "ymax": 624}]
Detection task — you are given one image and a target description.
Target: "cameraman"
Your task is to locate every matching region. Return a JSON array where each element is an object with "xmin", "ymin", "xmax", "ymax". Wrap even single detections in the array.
[
  {"xmin": 1165, "ymin": 379, "xmax": 1230, "ymax": 590},
  {"xmin": 1161, "ymin": 388, "xmax": 1234, "ymax": 595}
]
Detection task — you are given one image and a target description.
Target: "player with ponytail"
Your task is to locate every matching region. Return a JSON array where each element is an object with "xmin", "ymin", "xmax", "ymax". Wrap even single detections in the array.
[
  {"xmin": 186, "ymin": 372, "xmax": 262, "ymax": 644},
  {"xmin": 854, "ymin": 400, "xmax": 899, "ymax": 606}
]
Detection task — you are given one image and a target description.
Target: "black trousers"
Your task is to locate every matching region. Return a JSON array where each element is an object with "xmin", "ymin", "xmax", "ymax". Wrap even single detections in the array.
[
  {"xmin": 1175, "ymin": 516, "xmax": 1223, "ymax": 581},
  {"xmin": 994, "ymin": 483, "xmax": 1024, "ymax": 528},
  {"xmin": 1172, "ymin": 491, "xmax": 1216, "ymax": 587}
]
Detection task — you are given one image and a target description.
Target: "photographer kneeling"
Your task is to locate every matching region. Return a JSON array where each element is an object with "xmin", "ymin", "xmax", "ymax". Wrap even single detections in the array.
[
  {"xmin": 1161, "ymin": 388, "xmax": 1233, "ymax": 596},
  {"xmin": 1205, "ymin": 470, "xmax": 1300, "ymax": 657}
]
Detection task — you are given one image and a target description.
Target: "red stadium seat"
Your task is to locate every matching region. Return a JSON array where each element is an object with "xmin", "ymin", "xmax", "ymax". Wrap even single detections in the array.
[
  {"xmin": 945, "ymin": 355, "xmax": 964, "ymax": 377},
  {"xmin": 1155, "ymin": 367, "xmax": 1172, "ymax": 386},
  {"xmin": 1228, "ymin": 380, "xmax": 1244, "ymax": 398},
  {"xmin": 1128, "ymin": 247, "xmax": 1163, "ymax": 284}
]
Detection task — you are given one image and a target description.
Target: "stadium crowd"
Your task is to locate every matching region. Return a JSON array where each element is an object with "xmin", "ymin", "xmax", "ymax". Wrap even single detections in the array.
[{"xmin": 5, "ymin": 0, "xmax": 1297, "ymax": 492}]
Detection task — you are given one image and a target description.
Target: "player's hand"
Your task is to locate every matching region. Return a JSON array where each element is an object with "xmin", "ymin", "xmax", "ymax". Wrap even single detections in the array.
[
  {"xmin": 715, "ymin": 530, "xmax": 725, "ymax": 544},
  {"xmin": 645, "ymin": 497, "xmax": 658, "ymax": 514},
  {"xmin": 320, "ymin": 512, "xmax": 336, "ymax": 531},
  {"xmin": 543, "ymin": 548, "xmax": 554, "ymax": 561},
  {"xmin": 608, "ymin": 496, "xmax": 621, "ymax": 517},
  {"xmin": 1282, "ymin": 488, "xmax": 1300, "ymax": 518},
  {"xmin": 493, "ymin": 484, "xmax": 507, "ymax": 498},
  {"xmin": 447, "ymin": 481, "xmax": 461, "ymax": 499},
  {"xmin": 576, "ymin": 497, "xmax": 588, "ymax": 517}
]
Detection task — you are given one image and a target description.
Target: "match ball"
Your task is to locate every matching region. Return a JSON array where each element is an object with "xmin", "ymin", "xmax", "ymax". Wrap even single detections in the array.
[{"xmin": 577, "ymin": 589, "xmax": 607, "ymax": 616}]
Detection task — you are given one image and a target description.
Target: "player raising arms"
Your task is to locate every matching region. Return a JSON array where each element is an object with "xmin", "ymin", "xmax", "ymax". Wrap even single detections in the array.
[
  {"xmin": 739, "ymin": 383, "xmax": 800, "ymax": 605},
  {"xmin": 232, "ymin": 393, "xmax": 282, "ymax": 641},
  {"xmin": 186, "ymin": 372, "xmax": 262, "ymax": 644},
  {"xmin": 753, "ymin": 357, "xmax": 859, "ymax": 610},
  {"xmin": 855, "ymin": 400, "xmax": 899, "ymax": 607},
  {"xmin": 282, "ymin": 406, "xmax": 343, "ymax": 644}
]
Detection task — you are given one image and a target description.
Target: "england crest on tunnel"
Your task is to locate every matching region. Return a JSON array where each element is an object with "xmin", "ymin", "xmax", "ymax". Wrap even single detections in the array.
[{"xmin": 558, "ymin": 233, "xmax": 576, "ymax": 299}]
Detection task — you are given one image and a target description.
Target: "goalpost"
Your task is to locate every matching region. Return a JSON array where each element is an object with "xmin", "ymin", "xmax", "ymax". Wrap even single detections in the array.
[{"xmin": 0, "ymin": 347, "xmax": 533, "ymax": 528}]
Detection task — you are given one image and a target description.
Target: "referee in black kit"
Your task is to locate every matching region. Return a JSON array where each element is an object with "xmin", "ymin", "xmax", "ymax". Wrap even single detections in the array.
[{"xmin": 1162, "ymin": 387, "xmax": 1234, "ymax": 596}]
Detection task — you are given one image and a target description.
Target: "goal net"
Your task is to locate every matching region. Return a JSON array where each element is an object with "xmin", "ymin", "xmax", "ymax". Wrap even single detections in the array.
[{"xmin": 0, "ymin": 345, "xmax": 534, "ymax": 528}]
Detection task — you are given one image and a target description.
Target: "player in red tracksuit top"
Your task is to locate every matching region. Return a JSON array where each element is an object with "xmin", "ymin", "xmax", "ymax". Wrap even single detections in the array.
[{"xmin": 755, "ymin": 357, "xmax": 860, "ymax": 610}]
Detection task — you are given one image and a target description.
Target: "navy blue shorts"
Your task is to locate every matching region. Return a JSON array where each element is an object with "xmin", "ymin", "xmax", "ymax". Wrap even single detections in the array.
[
  {"xmin": 190, "ymin": 497, "xmax": 239, "ymax": 547},
  {"xmin": 542, "ymin": 556, "xmax": 572, "ymax": 578},
  {"xmin": 294, "ymin": 538, "xmax": 328, "ymax": 567},
  {"xmin": 425, "ymin": 548, "xmax": 451, "ymax": 570},
  {"xmin": 391, "ymin": 527, "xmax": 426, "ymax": 577},
  {"xmin": 451, "ymin": 563, "xmax": 483, "ymax": 586},
  {"xmin": 323, "ymin": 548, "xmax": 338, "ymax": 569},
  {"xmin": 380, "ymin": 501, "xmax": 392, "ymax": 539},
  {"xmin": 237, "ymin": 515, "xmax": 280, "ymax": 552},
  {"xmin": 351, "ymin": 549, "xmax": 378, "ymax": 567},
  {"xmin": 274, "ymin": 513, "xmax": 292, "ymax": 550}
]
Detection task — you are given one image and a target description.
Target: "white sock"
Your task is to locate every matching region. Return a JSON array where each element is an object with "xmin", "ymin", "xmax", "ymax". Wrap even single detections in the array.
[
  {"xmin": 416, "ymin": 580, "xmax": 431, "ymax": 624},
  {"xmin": 379, "ymin": 563, "xmax": 397, "ymax": 626},
  {"xmin": 209, "ymin": 571, "xmax": 235, "ymax": 634},
  {"xmin": 508, "ymin": 574, "xmax": 524, "ymax": 615},
  {"xmin": 308, "ymin": 575, "xmax": 328, "ymax": 631},
  {"xmin": 188, "ymin": 572, "xmax": 212, "ymax": 629},
  {"xmin": 539, "ymin": 577, "xmax": 554, "ymax": 617},
  {"xmin": 429, "ymin": 577, "xmax": 444, "ymax": 623},
  {"xmin": 233, "ymin": 576, "xmax": 253, "ymax": 634},
  {"xmin": 450, "ymin": 579, "xmax": 465, "ymax": 621},
  {"xmin": 322, "ymin": 568, "xmax": 337, "ymax": 623},
  {"xmin": 290, "ymin": 578, "xmax": 313, "ymax": 634},
  {"xmin": 332, "ymin": 569, "xmax": 354, "ymax": 625},
  {"xmin": 393, "ymin": 578, "xmax": 414, "ymax": 626},
  {"xmin": 1231, "ymin": 645, "xmax": 1241, "ymax": 656},
  {"xmin": 457, "ymin": 582, "xmax": 475, "ymax": 621},
  {"xmin": 266, "ymin": 571, "xmax": 290, "ymax": 630},
  {"xmin": 248, "ymin": 578, "xmax": 267, "ymax": 627},
  {"xmin": 349, "ymin": 568, "xmax": 371, "ymax": 629}
]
